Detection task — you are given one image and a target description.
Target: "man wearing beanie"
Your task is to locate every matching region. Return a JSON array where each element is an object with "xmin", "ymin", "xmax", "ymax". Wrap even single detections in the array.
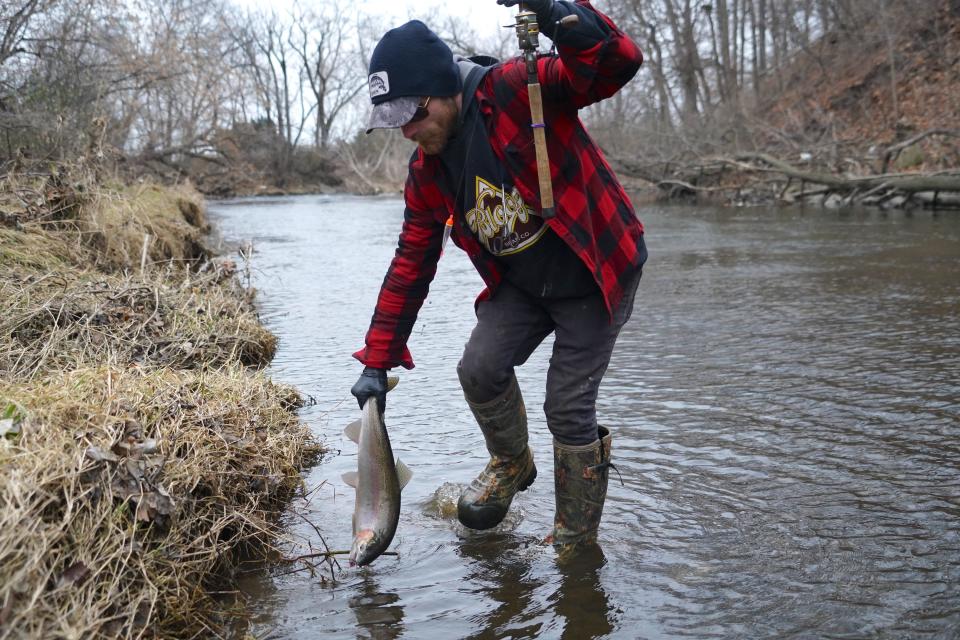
[{"xmin": 352, "ymin": 0, "xmax": 645, "ymax": 554}]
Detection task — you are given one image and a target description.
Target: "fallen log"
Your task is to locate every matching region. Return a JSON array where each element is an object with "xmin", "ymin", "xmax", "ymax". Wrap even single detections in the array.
[{"xmin": 618, "ymin": 152, "xmax": 960, "ymax": 209}]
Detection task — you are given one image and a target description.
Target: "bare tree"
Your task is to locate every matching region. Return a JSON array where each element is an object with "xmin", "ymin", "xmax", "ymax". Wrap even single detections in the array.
[
  {"xmin": 289, "ymin": 0, "xmax": 367, "ymax": 150},
  {"xmin": 231, "ymin": 8, "xmax": 315, "ymax": 180},
  {"xmin": 0, "ymin": 0, "xmax": 58, "ymax": 66},
  {"xmin": 125, "ymin": 0, "xmax": 250, "ymax": 164}
]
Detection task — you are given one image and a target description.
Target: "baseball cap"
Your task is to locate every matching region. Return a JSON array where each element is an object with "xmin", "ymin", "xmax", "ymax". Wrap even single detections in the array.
[{"xmin": 366, "ymin": 20, "xmax": 461, "ymax": 134}]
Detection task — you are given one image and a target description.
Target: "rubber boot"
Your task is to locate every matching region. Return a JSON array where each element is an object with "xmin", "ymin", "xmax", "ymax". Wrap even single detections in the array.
[
  {"xmin": 549, "ymin": 426, "xmax": 612, "ymax": 552},
  {"xmin": 457, "ymin": 375, "xmax": 537, "ymax": 530}
]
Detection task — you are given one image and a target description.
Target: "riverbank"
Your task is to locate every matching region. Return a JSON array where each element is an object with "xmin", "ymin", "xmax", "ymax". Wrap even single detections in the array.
[
  {"xmin": 613, "ymin": 1, "xmax": 960, "ymax": 210},
  {"xmin": 0, "ymin": 164, "xmax": 321, "ymax": 638}
]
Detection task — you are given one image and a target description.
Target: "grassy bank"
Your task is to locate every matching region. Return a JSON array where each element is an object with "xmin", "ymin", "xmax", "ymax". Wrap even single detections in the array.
[{"xmin": 0, "ymin": 165, "xmax": 321, "ymax": 638}]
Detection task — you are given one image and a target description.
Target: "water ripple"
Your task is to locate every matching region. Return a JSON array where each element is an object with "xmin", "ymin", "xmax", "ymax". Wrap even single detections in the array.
[{"xmin": 211, "ymin": 198, "xmax": 960, "ymax": 639}]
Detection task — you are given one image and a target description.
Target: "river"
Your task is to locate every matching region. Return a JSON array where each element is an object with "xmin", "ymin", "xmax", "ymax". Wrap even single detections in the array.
[{"xmin": 208, "ymin": 195, "xmax": 960, "ymax": 639}]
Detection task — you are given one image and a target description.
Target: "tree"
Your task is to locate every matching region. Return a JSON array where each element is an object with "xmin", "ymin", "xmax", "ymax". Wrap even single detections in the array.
[{"xmin": 289, "ymin": 0, "xmax": 367, "ymax": 150}]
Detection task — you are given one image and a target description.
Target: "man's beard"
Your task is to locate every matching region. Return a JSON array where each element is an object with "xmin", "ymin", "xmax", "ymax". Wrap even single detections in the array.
[{"xmin": 412, "ymin": 101, "xmax": 458, "ymax": 155}]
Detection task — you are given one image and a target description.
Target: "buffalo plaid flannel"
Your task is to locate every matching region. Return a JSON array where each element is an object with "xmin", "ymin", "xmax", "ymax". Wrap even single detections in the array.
[{"xmin": 354, "ymin": 0, "xmax": 644, "ymax": 370}]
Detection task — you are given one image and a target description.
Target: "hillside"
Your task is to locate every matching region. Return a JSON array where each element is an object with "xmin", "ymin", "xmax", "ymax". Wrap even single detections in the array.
[
  {"xmin": 763, "ymin": 0, "xmax": 959, "ymax": 171},
  {"xmin": 620, "ymin": 0, "xmax": 960, "ymax": 208}
]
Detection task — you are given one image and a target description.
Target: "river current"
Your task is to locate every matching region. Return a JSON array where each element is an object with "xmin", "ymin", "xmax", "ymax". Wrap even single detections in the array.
[{"xmin": 209, "ymin": 196, "xmax": 960, "ymax": 639}]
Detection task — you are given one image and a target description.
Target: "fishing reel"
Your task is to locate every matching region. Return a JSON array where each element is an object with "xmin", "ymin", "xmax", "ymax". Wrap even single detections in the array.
[
  {"xmin": 503, "ymin": 2, "xmax": 580, "ymax": 220},
  {"xmin": 507, "ymin": 3, "xmax": 580, "ymax": 69},
  {"xmin": 514, "ymin": 5, "xmax": 541, "ymax": 54}
]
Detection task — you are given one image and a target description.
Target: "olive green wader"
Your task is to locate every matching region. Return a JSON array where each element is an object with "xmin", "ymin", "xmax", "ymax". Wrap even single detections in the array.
[
  {"xmin": 457, "ymin": 375, "xmax": 537, "ymax": 530},
  {"xmin": 549, "ymin": 426, "xmax": 613, "ymax": 551}
]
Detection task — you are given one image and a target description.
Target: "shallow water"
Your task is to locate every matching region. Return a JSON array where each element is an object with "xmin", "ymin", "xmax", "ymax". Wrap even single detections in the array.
[{"xmin": 209, "ymin": 196, "xmax": 960, "ymax": 639}]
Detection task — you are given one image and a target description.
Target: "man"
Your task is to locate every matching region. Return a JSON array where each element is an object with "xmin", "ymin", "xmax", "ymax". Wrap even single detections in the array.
[{"xmin": 351, "ymin": 0, "xmax": 645, "ymax": 552}]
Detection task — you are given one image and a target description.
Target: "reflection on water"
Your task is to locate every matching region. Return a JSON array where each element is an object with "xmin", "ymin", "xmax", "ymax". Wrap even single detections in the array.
[
  {"xmin": 458, "ymin": 536, "xmax": 546, "ymax": 639},
  {"xmin": 551, "ymin": 547, "xmax": 617, "ymax": 640},
  {"xmin": 209, "ymin": 196, "xmax": 960, "ymax": 639},
  {"xmin": 349, "ymin": 577, "xmax": 405, "ymax": 640}
]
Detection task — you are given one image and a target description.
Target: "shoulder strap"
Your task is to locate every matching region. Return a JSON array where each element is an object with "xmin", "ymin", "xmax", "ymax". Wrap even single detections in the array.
[
  {"xmin": 463, "ymin": 66, "xmax": 490, "ymax": 106},
  {"xmin": 458, "ymin": 54, "xmax": 497, "ymax": 113}
]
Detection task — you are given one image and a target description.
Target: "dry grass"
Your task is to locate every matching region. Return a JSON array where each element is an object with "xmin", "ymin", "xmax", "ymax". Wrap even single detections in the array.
[
  {"xmin": 0, "ymin": 262, "xmax": 277, "ymax": 380},
  {"xmin": 0, "ymin": 164, "xmax": 321, "ymax": 639}
]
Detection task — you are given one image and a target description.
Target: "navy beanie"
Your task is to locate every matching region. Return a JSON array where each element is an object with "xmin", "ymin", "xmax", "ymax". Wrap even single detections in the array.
[{"xmin": 367, "ymin": 20, "xmax": 462, "ymax": 105}]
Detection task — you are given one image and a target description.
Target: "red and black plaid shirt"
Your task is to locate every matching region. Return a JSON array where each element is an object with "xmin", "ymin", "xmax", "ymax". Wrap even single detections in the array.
[{"xmin": 355, "ymin": 1, "xmax": 644, "ymax": 370}]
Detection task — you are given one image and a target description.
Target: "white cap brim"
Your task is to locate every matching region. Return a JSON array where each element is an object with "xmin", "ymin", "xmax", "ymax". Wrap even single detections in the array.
[{"xmin": 366, "ymin": 96, "xmax": 421, "ymax": 134}]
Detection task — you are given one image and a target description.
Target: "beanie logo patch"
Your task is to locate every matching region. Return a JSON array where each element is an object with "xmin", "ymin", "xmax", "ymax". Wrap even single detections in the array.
[{"xmin": 368, "ymin": 72, "xmax": 390, "ymax": 98}]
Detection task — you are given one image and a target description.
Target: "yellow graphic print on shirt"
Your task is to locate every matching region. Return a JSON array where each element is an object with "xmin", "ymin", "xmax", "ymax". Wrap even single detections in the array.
[{"xmin": 465, "ymin": 176, "xmax": 548, "ymax": 256}]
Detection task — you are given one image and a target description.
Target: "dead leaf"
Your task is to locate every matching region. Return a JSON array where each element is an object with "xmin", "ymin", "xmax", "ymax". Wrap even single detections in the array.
[
  {"xmin": 134, "ymin": 490, "xmax": 174, "ymax": 522},
  {"xmin": 123, "ymin": 419, "xmax": 143, "ymax": 438},
  {"xmin": 125, "ymin": 458, "xmax": 145, "ymax": 480},
  {"xmin": 85, "ymin": 446, "xmax": 120, "ymax": 463},
  {"xmin": 111, "ymin": 472, "xmax": 141, "ymax": 500},
  {"xmin": 132, "ymin": 438, "xmax": 158, "ymax": 456},
  {"xmin": 111, "ymin": 440, "xmax": 133, "ymax": 457},
  {"xmin": 57, "ymin": 562, "xmax": 90, "ymax": 587}
]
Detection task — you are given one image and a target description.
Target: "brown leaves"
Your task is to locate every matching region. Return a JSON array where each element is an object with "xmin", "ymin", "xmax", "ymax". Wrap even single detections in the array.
[
  {"xmin": 133, "ymin": 487, "xmax": 174, "ymax": 523},
  {"xmin": 84, "ymin": 421, "xmax": 175, "ymax": 524},
  {"xmin": 84, "ymin": 446, "xmax": 119, "ymax": 463},
  {"xmin": 57, "ymin": 562, "xmax": 90, "ymax": 588}
]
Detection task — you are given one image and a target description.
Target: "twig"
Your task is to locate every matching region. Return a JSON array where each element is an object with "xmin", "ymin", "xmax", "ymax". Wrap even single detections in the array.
[
  {"xmin": 294, "ymin": 511, "xmax": 342, "ymax": 579},
  {"xmin": 281, "ymin": 550, "xmax": 398, "ymax": 563},
  {"xmin": 300, "ymin": 479, "xmax": 328, "ymax": 503},
  {"xmin": 280, "ymin": 550, "xmax": 349, "ymax": 562},
  {"xmin": 140, "ymin": 233, "xmax": 151, "ymax": 272}
]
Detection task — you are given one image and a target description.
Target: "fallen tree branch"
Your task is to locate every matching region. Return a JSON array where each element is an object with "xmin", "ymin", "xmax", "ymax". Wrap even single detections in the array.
[
  {"xmin": 655, "ymin": 179, "xmax": 729, "ymax": 194},
  {"xmin": 618, "ymin": 150, "xmax": 960, "ymax": 209},
  {"xmin": 732, "ymin": 152, "xmax": 850, "ymax": 187},
  {"xmin": 881, "ymin": 129, "xmax": 960, "ymax": 173}
]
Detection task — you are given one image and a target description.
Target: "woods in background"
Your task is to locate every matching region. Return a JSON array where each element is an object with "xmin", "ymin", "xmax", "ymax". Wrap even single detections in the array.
[
  {"xmin": 2, "ymin": 0, "xmax": 377, "ymax": 193},
  {"xmin": 2, "ymin": 0, "xmax": 958, "ymax": 201}
]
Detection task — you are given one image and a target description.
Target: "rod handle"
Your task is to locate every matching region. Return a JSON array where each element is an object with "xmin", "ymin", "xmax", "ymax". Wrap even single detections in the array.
[{"xmin": 527, "ymin": 82, "xmax": 555, "ymax": 218}]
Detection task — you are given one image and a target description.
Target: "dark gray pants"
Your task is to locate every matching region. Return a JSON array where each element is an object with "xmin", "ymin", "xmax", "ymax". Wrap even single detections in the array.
[{"xmin": 457, "ymin": 252, "xmax": 644, "ymax": 446}]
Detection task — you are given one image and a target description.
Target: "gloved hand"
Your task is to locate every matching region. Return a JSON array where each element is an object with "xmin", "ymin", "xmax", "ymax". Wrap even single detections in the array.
[
  {"xmin": 496, "ymin": 0, "xmax": 553, "ymax": 9},
  {"xmin": 496, "ymin": 0, "xmax": 564, "ymax": 37},
  {"xmin": 500, "ymin": 0, "xmax": 594, "ymax": 50},
  {"xmin": 351, "ymin": 366, "xmax": 388, "ymax": 410}
]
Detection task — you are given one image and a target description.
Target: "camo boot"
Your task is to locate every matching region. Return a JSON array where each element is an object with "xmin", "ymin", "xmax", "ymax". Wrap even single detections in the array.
[
  {"xmin": 549, "ymin": 426, "xmax": 613, "ymax": 553},
  {"xmin": 457, "ymin": 375, "xmax": 537, "ymax": 530}
]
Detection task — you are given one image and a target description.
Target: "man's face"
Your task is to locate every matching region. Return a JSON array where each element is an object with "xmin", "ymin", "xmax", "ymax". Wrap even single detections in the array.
[{"xmin": 400, "ymin": 96, "xmax": 459, "ymax": 155}]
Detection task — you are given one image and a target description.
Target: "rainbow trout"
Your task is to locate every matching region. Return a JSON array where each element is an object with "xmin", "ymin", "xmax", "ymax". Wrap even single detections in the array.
[{"xmin": 342, "ymin": 378, "xmax": 412, "ymax": 566}]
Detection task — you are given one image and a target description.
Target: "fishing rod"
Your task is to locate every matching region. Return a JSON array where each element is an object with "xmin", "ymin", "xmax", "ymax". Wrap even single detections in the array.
[
  {"xmin": 511, "ymin": 2, "xmax": 578, "ymax": 220},
  {"xmin": 442, "ymin": 3, "xmax": 579, "ymax": 254}
]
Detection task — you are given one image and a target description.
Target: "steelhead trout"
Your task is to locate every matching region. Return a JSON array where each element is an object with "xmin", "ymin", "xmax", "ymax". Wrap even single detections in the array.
[{"xmin": 342, "ymin": 378, "xmax": 412, "ymax": 566}]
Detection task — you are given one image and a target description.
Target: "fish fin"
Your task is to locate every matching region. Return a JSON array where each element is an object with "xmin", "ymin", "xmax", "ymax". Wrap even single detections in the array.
[
  {"xmin": 341, "ymin": 471, "xmax": 358, "ymax": 488},
  {"xmin": 395, "ymin": 458, "xmax": 414, "ymax": 491},
  {"xmin": 344, "ymin": 420, "xmax": 361, "ymax": 443},
  {"xmin": 386, "ymin": 376, "xmax": 400, "ymax": 392}
]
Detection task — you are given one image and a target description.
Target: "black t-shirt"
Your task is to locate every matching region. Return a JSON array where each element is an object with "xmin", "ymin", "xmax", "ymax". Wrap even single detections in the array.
[{"xmin": 439, "ymin": 81, "xmax": 597, "ymax": 299}]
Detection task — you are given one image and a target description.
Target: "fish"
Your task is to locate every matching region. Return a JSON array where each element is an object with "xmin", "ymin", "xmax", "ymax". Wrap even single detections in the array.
[{"xmin": 342, "ymin": 377, "xmax": 412, "ymax": 566}]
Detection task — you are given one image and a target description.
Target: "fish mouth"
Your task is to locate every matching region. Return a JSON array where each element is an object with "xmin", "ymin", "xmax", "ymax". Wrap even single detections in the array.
[
  {"xmin": 350, "ymin": 530, "xmax": 376, "ymax": 567},
  {"xmin": 351, "ymin": 550, "xmax": 376, "ymax": 567}
]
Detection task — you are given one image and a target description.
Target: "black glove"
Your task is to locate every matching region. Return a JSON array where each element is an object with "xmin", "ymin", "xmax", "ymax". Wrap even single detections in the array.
[
  {"xmin": 351, "ymin": 366, "xmax": 388, "ymax": 410},
  {"xmin": 497, "ymin": 0, "xmax": 553, "ymax": 10}
]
